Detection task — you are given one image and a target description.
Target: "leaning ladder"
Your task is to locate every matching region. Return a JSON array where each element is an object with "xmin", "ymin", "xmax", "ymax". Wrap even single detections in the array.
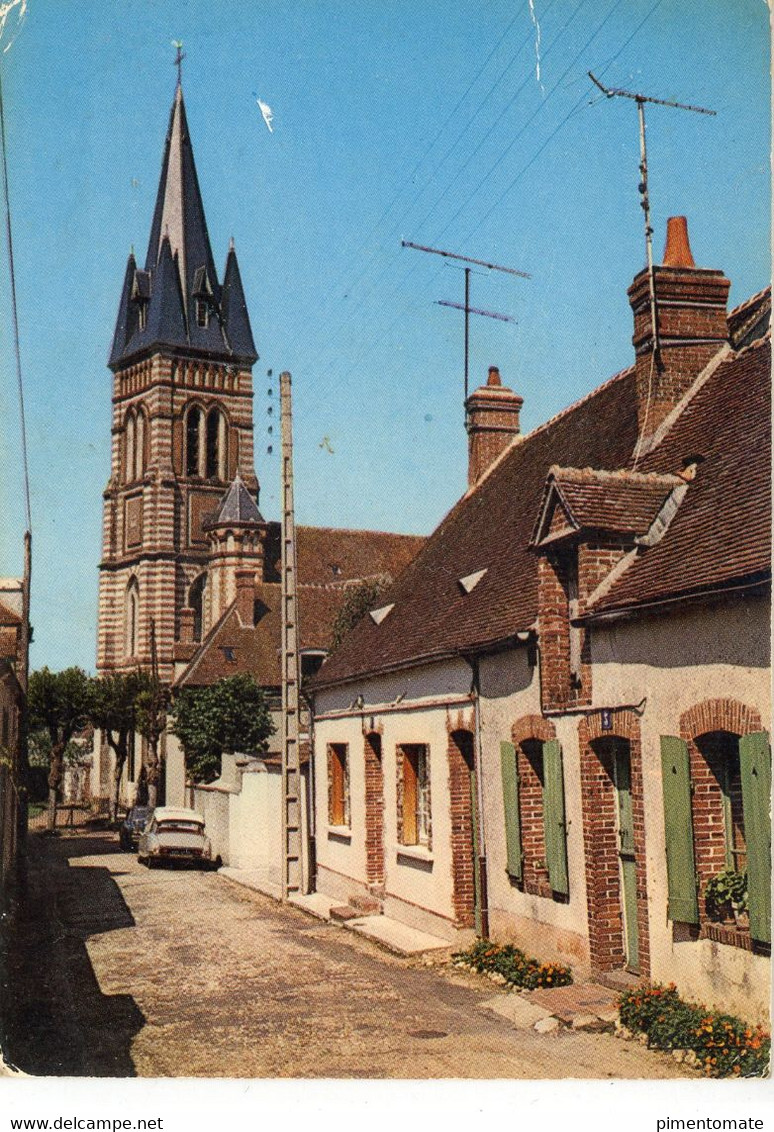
[{"xmin": 280, "ymin": 371, "xmax": 302, "ymax": 899}]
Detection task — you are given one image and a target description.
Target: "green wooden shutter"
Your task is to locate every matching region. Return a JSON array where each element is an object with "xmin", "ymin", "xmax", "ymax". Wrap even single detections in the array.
[
  {"xmin": 739, "ymin": 731, "xmax": 771, "ymax": 944},
  {"xmin": 500, "ymin": 741, "xmax": 522, "ymax": 881},
  {"xmin": 543, "ymin": 739, "xmax": 569, "ymax": 896},
  {"xmin": 660, "ymin": 736, "xmax": 699, "ymax": 924}
]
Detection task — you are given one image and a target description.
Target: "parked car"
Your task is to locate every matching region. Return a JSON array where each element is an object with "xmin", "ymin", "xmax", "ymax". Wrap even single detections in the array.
[
  {"xmin": 119, "ymin": 805, "xmax": 152, "ymax": 851},
  {"xmin": 137, "ymin": 807, "xmax": 216, "ymax": 869}
]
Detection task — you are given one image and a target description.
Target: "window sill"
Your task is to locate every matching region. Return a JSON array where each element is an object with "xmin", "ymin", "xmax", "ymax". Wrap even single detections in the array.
[
  {"xmin": 700, "ymin": 922, "xmax": 764, "ymax": 953},
  {"xmin": 327, "ymin": 826, "xmax": 352, "ymax": 843},
  {"xmin": 396, "ymin": 844, "xmax": 433, "ymax": 864}
]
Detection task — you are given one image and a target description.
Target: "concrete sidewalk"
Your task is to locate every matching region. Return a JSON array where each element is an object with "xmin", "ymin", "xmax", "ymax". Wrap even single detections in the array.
[{"xmin": 218, "ymin": 866, "xmax": 452, "ymax": 955}]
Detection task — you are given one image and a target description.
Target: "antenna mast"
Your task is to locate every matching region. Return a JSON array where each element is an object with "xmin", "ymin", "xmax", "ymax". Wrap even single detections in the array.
[
  {"xmin": 280, "ymin": 371, "xmax": 303, "ymax": 901},
  {"xmin": 588, "ymin": 72, "xmax": 715, "ymax": 360},
  {"xmin": 402, "ymin": 240, "xmax": 529, "ymax": 411}
]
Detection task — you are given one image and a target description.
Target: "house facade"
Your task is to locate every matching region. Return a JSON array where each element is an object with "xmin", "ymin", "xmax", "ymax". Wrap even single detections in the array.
[
  {"xmin": 309, "ymin": 218, "xmax": 771, "ymax": 1024},
  {"xmin": 0, "ymin": 573, "xmax": 28, "ymax": 909}
]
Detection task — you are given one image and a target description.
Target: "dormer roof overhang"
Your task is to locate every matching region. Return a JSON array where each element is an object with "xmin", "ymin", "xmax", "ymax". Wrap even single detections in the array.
[{"xmin": 531, "ymin": 466, "xmax": 682, "ymax": 548}]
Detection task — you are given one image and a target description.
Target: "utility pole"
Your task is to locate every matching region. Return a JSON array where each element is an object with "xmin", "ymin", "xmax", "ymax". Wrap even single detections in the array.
[
  {"xmin": 280, "ymin": 371, "xmax": 302, "ymax": 901},
  {"xmin": 588, "ymin": 73, "xmax": 715, "ymax": 361},
  {"xmin": 402, "ymin": 240, "xmax": 528, "ymax": 413},
  {"xmin": 144, "ymin": 617, "xmax": 167, "ymax": 810}
]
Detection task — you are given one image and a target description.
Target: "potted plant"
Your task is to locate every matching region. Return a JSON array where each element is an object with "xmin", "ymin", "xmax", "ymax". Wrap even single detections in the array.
[{"xmin": 705, "ymin": 868, "xmax": 748, "ymax": 927}]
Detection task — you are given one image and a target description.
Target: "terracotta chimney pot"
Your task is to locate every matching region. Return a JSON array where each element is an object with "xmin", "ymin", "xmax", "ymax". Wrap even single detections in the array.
[
  {"xmin": 662, "ymin": 216, "xmax": 695, "ymax": 268},
  {"xmin": 487, "ymin": 366, "xmax": 502, "ymax": 387}
]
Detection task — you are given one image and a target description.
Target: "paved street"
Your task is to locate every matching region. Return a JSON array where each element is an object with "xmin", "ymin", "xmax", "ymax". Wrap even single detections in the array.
[{"xmin": 3, "ymin": 830, "xmax": 686, "ymax": 1078}]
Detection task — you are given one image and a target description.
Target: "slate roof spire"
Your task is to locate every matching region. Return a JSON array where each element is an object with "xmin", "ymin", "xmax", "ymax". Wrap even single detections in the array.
[
  {"xmin": 205, "ymin": 470, "xmax": 265, "ymax": 529},
  {"xmin": 109, "ymin": 83, "xmax": 258, "ymax": 369}
]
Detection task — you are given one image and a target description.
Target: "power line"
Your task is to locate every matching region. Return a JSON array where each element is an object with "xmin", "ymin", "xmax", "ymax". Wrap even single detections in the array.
[
  {"xmin": 0, "ymin": 58, "xmax": 30, "ymax": 533},
  {"xmin": 459, "ymin": 0, "xmax": 668, "ymax": 248},
  {"xmin": 305, "ymin": 0, "xmax": 669, "ymax": 402},
  {"xmin": 297, "ymin": 4, "xmax": 533, "ymax": 339}
]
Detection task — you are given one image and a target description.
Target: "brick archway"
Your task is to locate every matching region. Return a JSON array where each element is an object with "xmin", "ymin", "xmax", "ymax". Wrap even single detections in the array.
[
  {"xmin": 680, "ymin": 698, "xmax": 762, "ymax": 743},
  {"xmin": 578, "ymin": 710, "xmax": 650, "ymax": 978},
  {"xmin": 511, "ymin": 714, "xmax": 556, "ymax": 746},
  {"xmin": 679, "ymin": 698, "xmax": 764, "ymax": 932}
]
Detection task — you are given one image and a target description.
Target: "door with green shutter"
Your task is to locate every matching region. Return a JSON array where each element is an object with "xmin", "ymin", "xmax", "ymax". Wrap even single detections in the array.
[
  {"xmin": 661, "ymin": 736, "xmax": 699, "ymax": 925},
  {"xmin": 612, "ymin": 744, "xmax": 639, "ymax": 972},
  {"xmin": 739, "ymin": 732, "xmax": 771, "ymax": 944}
]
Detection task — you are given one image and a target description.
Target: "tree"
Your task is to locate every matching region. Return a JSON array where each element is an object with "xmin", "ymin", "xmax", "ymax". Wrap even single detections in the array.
[
  {"xmin": 135, "ymin": 678, "xmax": 169, "ymax": 810},
  {"xmin": 27, "ymin": 667, "xmax": 92, "ymax": 831},
  {"xmin": 328, "ymin": 577, "xmax": 389, "ymax": 653},
  {"xmin": 90, "ymin": 670, "xmax": 151, "ymax": 821},
  {"xmin": 170, "ymin": 674, "xmax": 275, "ymax": 784}
]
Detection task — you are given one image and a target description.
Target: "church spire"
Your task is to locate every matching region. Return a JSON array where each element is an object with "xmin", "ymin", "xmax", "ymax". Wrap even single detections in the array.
[{"xmin": 109, "ymin": 81, "xmax": 258, "ymax": 369}]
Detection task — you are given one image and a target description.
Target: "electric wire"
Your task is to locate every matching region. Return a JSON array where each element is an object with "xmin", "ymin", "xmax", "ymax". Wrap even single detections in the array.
[
  {"xmin": 310, "ymin": 0, "xmax": 668, "ymax": 400},
  {"xmin": 0, "ymin": 58, "xmax": 30, "ymax": 532},
  {"xmin": 300, "ymin": 3, "xmax": 533, "ymax": 338},
  {"xmin": 304, "ymin": 0, "xmax": 622, "ymax": 392}
]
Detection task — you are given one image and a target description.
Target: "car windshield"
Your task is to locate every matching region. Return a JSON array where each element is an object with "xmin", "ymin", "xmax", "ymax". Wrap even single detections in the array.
[
  {"xmin": 157, "ymin": 820, "xmax": 204, "ymax": 834},
  {"xmin": 130, "ymin": 808, "xmax": 150, "ymax": 822}
]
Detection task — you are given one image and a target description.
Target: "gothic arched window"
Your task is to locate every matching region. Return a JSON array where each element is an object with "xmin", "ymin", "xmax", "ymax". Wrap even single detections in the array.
[
  {"xmin": 125, "ymin": 411, "xmax": 136, "ymax": 482},
  {"xmin": 186, "ymin": 406, "xmax": 203, "ymax": 477},
  {"xmin": 135, "ymin": 409, "xmax": 147, "ymax": 478},
  {"xmin": 205, "ymin": 408, "xmax": 227, "ymax": 480},
  {"xmin": 189, "ymin": 573, "xmax": 207, "ymax": 642},
  {"xmin": 125, "ymin": 577, "xmax": 140, "ymax": 658}
]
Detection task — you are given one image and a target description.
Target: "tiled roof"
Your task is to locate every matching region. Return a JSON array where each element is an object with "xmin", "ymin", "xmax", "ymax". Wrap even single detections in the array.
[
  {"xmin": 175, "ymin": 527, "xmax": 424, "ymax": 687},
  {"xmin": 533, "ymin": 467, "xmax": 681, "ymax": 544},
  {"xmin": 313, "ymin": 366, "xmax": 641, "ymax": 687},
  {"xmin": 295, "ymin": 527, "xmax": 425, "ymax": 586},
  {"xmin": 727, "ymin": 286, "xmax": 770, "ymax": 350},
  {"xmin": 586, "ymin": 334, "xmax": 771, "ymax": 618},
  {"xmin": 313, "ymin": 291, "xmax": 770, "ymax": 688},
  {"xmin": 0, "ymin": 598, "xmax": 21, "ymax": 626}
]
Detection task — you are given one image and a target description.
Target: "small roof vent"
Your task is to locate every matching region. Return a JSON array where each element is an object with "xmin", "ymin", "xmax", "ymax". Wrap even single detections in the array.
[
  {"xmin": 369, "ymin": 603, "xmax": 395, "ymax": 626},
  {"xmin": 458, "ymin": 568, "xmax": 487, "ymax": 594}
]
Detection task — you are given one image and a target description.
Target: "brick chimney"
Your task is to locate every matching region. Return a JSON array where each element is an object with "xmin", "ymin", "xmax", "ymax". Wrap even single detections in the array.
[
  {"xmin": 465, "ymin": 366, "xmax": 523, "ymax": 487},
  {"xmin": 628, "ymin": 216, "xmax": 730, "ymax": 441},
  {"xmin": 235, "ymin": 569, "xmax": 256, "ymax": 625}
]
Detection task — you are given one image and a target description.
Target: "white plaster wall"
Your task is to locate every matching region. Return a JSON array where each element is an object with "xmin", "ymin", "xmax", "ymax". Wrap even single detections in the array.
[
  {"xmin": 190, "ymin": 784, "xmax": 231, "ymax": 864},
  {"xmin": 314, "ymin": 658, "xmax": 472, "ymax": 716},
  {"xmin": 313, "ymin": 659, "xmax": 474, "ymax": 932},
  {"xmin": 477, "ymin": 650, "xmax": 591, "ymax": 969},
  {"xmin": 592, "ymin": 600, "xmax": 770, "ymax": 1022},
  {"xmin": 164, "ymin": 733, "xmax": 187, "ymax": 808}
]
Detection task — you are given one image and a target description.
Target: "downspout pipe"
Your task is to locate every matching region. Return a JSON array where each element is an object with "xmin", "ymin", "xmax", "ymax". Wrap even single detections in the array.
[
  {"xmin": 301, "ymin": 688, "xmax": 317, "ymax": 895},
  {"xmin": 463, "ymin": 653, "xmax": 489, "ymax": 940}
]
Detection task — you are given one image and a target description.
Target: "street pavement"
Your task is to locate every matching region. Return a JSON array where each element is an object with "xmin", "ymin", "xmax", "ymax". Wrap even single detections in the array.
[{"xmin": 2, "ymin": 830, "xmax": 688, "ymax": 1078}]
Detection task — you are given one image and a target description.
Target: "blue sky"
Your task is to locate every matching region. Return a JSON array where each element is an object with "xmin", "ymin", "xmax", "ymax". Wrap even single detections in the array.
[{"xmin": 0, "ymin": 0, "xmax": 769, "ymax": 673}]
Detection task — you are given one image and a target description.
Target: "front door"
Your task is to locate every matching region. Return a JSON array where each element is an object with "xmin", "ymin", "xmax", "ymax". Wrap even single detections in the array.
[{"xmin": 613, "ymin": 745, "xmax": 639, "ymax": 972}]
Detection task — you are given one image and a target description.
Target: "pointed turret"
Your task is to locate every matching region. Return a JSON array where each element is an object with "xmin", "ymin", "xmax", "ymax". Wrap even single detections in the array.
[
  {"xmin": 222, "ymin": 241, "xmax": 258, "ymax": 362},
  {"xmin": 109, "ymin": 84, "xmax": 258, "ymax": 369},
  {"xmin": 205, "ymin": 470, "xmax": 264, "ymax": 528}
]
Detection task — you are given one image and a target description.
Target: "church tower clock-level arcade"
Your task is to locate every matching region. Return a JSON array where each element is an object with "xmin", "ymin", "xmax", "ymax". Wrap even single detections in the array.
[{"xmin": 97, "ymin": 79, "xmax": 259, "ymax": 683}]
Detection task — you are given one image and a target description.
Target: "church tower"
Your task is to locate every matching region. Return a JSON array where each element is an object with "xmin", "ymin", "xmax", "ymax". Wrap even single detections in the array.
[{"xmin": 97, "ymin": 79, "xmax": 259, "ymax": 682}]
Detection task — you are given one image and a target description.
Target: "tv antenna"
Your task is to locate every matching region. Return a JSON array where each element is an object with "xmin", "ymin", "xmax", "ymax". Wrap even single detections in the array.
[
  {"xmin": 588, "ymin": 72, "xmax": 715, "ymax": 359},
  {"xmin": 402, "ymin": 240, "xmax": 529, "ymax": 406}
]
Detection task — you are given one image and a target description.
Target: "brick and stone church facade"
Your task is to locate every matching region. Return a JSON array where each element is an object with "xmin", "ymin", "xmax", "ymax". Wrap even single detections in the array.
[
  {"xmin": 97, "ymin": 82, "xmax": 260, "ymax": 684},
  {"xmin": 95, "ymin": 78, "xmax": 424, "ymax": 807}
]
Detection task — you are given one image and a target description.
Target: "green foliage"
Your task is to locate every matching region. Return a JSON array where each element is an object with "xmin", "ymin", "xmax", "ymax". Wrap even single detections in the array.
[
  {"xmin": 329, "ymin": 578, "xmax": 389, "ymax": 653},
  {"xmin": 705, "ymin": 868, "xmax": 748, "ymax": 920},
  {"xmin": 452, "ymin": 938, "xmax": 573, "ymax": 990},
  {"xmin": 28, "ymin": 667, "xmax": 92, "ymax": 747},
  {"xmin": 90, "ymin": 670, "xmax": 151, "ymax": 739},
  {"xmin": 170, "ymin": 674, "xmax": 275, "ymax": 783},
  {"xmin": 619, "ymin": 983, "xmax": 770, "ymax": 1078}
]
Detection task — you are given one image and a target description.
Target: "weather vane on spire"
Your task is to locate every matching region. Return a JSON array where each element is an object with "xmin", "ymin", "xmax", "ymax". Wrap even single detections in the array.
[{"xmin": 172, "ymin": 39, "xmax": 185, "ymax": 86}]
